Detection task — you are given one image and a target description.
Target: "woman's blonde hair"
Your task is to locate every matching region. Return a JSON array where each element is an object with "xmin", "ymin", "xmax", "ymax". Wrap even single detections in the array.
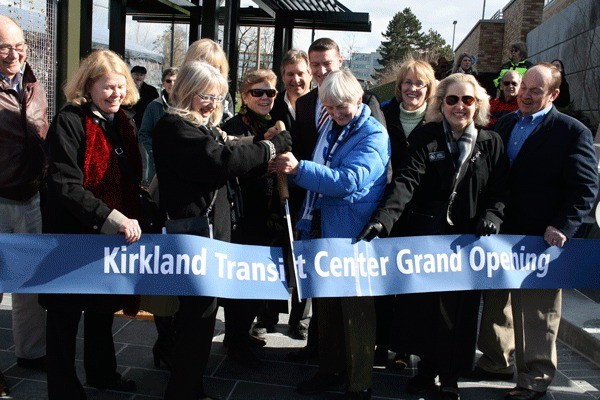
[
  {"xmin": 426, "ymin": 73, "xmax": 490, "ymax": 127},
  {"xmin": 319, "ymin": 69, "xmax": 363, "ymax": 105},
  {"xmin": 240, "ymin": 69, "xmax": 277, "ymax": 96},
  {"xmin": 64, "ymin": 49, "xmax": 139, "ymax": 106},
  {"xmin": 183, "ymin": 38, "xmax": 229, "ymax": 79},
  {"xmin": 167, "ymin": 61, "xmax": 228, "ymax": 126},
  {"xmin": 394, "ymin": 58, "xmax": 437, "ymax": 103}
]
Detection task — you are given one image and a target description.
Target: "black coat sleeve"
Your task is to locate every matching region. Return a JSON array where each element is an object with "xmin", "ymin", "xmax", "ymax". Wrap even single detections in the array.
[{"xmin": 46, "ymin": 107, "xmax": 112, "ymax": 231}]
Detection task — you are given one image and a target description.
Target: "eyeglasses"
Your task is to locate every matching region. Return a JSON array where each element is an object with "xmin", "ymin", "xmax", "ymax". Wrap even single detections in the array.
[
  {"xmin": 165, "ymin": 79, "xmax": 175, "ymax": 84},
  {"xmin": 444, "ymin": 95, "xmax": 476, "ymax": 106},
  {"xmin": 248, "ymin": 89, "xmax": 277, "ymax": 98},
  {"xmin": 402, "ymin": 80, "xmax": 426, "ymax": 90},
  {"xmin": 0, "ymin": 42, "xmax": 27, "ymax": 56},
  {"xmin": 502, "ymin": 81, "xmax": 518, "ymax": 87},
  {"xmin": 197, "ymin": 93, "xmax": 225, "ymax": 103}
]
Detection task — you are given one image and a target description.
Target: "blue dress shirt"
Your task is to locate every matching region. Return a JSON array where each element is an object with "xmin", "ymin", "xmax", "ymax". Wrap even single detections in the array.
[{"xmin": 506, "ymin": 105, "xmax": 552, "ymax": 164}]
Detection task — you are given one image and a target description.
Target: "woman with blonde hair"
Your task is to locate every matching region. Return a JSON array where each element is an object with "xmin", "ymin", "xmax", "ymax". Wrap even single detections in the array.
[
  {"xmin": 41, "ymin": 49, "xmax": 141, "ymax": 399},
  {"xmin": 359, "ymin": 73, "xmax": 509, "ymax": 400},
  {"xmin": 375, "ymin": 57, "xmax": 436, "ymax": 369},
  {"xmin": 183, "ymin": 38, "xmax": 234, "ymax": 123},
  {"xmin": 152, "ymin": 61, "xmax": 291, "ymax": 400}
]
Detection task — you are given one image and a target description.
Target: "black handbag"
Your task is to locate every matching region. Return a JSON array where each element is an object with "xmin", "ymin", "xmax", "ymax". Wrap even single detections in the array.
[
  {"xmin": 99, "ymin": 123, "xmax": 166, "ymax": 233},
  {"xmin": 164, "ymin": 190, "xmax": 218, "ymax": 238},
  {"xmin": 137, "ymin": 185, "xmax": 165, "ymax": 233}
]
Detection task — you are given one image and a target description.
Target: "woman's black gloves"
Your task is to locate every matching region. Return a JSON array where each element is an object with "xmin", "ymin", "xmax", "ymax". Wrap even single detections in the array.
[
  {"xmin": 269, "ymin": 130, "xmax": 292, "ymax": 154},
  {"xmin": 475, "ymin": 218, "xmax": 499, "ymax": 237},
  {"xmin": 356, "ymin": 220, "xmax": 384, "ymax": 242}
]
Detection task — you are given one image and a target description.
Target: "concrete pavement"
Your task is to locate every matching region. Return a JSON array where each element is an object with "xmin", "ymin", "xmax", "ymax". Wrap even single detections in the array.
[{"xmin": 0, "ymin": 291, "xmax": 598, "ymax": 400}]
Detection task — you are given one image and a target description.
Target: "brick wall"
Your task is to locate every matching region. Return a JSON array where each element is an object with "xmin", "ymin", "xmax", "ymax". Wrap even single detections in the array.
[
  {"xmin": 502, "ymin": 0, "xmax": 544, "ymax": 61},
  {"xmin": 455, "ymin": 21, "xmax": 505, "ymax": 73}
]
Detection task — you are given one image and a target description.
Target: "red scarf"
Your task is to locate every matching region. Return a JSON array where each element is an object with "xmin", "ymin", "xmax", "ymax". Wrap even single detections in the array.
[{"xmin": 83, "ymin": 109, "xmax": 141, "ymax": 220}]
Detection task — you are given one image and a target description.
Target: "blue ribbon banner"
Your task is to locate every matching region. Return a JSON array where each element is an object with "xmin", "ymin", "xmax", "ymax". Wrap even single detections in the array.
[{"xmin": 0, "ymin": 234, "xmax": 598, "ymax": 299}]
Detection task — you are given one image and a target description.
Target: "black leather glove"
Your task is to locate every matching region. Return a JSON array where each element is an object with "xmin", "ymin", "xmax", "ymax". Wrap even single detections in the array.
[
  {"xmin": 268, "ymin": 130, "xmax": 292, "ymax": 154},
  {"xmin": 356, "ymin": 220, "xmax": 384, "ymax": 242},
  {"xmin": 475, "ymin": 218, "xmax": 499, "ymax": 237}
]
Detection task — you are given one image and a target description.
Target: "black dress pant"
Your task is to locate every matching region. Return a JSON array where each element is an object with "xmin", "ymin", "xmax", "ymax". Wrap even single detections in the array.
[
  {"xmin": 222, "ymin": 298, "xmax": 260, "ymax": 348},
  {"xmin": 46, "ymin": 308, "xmax": 118, "ymax": 400},
  {"xmin": 411, "ymin": 290, "xmax": 480, "ymax": 386},
  {"xmin": 164, "ymin": 295, "xmax": 217, "ymax": 400}
]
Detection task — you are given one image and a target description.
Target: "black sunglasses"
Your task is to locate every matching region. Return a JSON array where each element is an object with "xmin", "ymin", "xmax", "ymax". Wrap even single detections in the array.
[
  {"xmin": 444, "ymin": 95, "xmax": 476, "ymax": 106},
  {"xmin": 502, "ymin": 81, "xmax": 518, "ymax": 87},
  {"xmin": 165, "ymin": 79, "xmax": 175, "ymax": 84},
  {"xmin": 248, "ymin": 89, "xmax": 277, "ymax": 98}
]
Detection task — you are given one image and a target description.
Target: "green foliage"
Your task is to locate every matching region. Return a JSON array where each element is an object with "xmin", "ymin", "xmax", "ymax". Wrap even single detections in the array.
[{"xmin": 374, "ymin": 8, "xmax": 450, "ymax": 82}]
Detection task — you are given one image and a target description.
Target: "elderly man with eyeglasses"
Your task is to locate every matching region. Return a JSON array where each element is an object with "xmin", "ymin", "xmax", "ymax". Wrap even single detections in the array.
[
  {"xmin": 486, "ymin": 70, "xmax": 522, "ymax": 129},
  {"xmin": 0, "ymin": 15, "xmax": 49, "ymax": 396}
]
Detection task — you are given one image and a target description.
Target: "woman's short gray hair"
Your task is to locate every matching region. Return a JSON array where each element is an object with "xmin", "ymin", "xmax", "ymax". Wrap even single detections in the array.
[
  {"xmin": 426, "ymin": 73, "xmax": 490, "ymax": 127},
  {"xmin": 319, "ymin": 70, "xmax": 363, "ymax": 105},
  {"xmin": 167, "ymin": 61, "xmax": 228, "ymax": 126}
]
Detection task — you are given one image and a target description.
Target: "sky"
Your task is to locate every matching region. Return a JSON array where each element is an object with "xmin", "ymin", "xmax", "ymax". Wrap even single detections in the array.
[
  {"xmin": 114, "ymin": 0, "xmax": 510, "ymax": 60},
  {"xmin": 279, "ymin": 0, "xmax": 510, "ymax": 56}
]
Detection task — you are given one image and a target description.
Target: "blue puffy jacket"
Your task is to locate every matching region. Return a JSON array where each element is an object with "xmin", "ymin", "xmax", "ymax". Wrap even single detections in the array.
[{"xmin": 293, "ymin": 105, "xmax": 391, "ymax": 239}]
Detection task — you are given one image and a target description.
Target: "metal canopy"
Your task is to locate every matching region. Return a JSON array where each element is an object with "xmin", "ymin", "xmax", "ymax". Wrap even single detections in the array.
[{"xmin": 129, "ymin": 0, "xmax": 371, "ymax": 32}]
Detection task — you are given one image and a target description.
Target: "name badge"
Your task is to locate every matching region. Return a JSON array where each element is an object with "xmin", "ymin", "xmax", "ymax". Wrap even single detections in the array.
[{"xmin": 429, "ymin": 151, "xmax": 446, "ymax": 162}]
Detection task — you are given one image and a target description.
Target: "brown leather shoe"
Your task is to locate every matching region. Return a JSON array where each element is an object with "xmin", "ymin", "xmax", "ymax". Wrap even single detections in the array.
[{"xmin": 0, "ymin": 371, "xmax": 9, "ymax": 396}]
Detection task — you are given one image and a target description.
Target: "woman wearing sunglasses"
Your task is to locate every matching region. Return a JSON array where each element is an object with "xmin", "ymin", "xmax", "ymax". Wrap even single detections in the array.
[
  {"xmin": 220, "ymin": 69, "xmax": 282, "ymax": 368},
  {"xmin": 358, "ymin": 73, "xmax": 509, "ymax": 400}
]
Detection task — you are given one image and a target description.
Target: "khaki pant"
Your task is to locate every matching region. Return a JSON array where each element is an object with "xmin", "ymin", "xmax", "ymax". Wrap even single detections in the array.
[
  {"xmin": 317, "ymin": 296, "xmax": 375, "ymax": 391},
  {"xmin": 511, "ymin": 289, "xmax": 561, "ymax": 392},
  {"xmin": 476, "ymin": 290, "xmax": 515, "ymax": 374}
]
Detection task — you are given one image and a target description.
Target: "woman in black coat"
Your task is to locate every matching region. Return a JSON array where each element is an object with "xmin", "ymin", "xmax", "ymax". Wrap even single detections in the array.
[
  {"xmin": 359, "ymin": 73, "xmax": 509, "ymax": 400},
  {"xmin": 375, "ymin": 59, "xmax": 437, "ymax": 368},
  {"xmin": 220, "ymin": 69, "xmax": 284, "ymax": 368},
  {"xmin": 152, "ymin": 60, "xmax": 291, "ymax": 400},
  {"xmin": 41, "ymin": 49, "xmax": 142, "ymax": 399}
]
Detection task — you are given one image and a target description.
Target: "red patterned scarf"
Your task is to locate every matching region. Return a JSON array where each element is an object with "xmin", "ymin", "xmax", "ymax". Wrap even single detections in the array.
[{"xmin": 83, "ymin": 109, "xmax": 141, "ymax": 219}]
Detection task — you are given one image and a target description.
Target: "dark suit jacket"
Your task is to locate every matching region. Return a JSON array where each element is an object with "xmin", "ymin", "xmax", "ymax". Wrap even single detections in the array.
[
  {"xmin": 494, "ymin": 106, "xmax": 598, "ymax": 237},
  {"xmin": 270, "ymin": 90, "xmax": 294, "ymax": 131}
]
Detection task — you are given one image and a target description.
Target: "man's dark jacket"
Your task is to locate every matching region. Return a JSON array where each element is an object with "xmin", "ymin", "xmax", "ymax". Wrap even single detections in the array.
[{"xmin": 494, "ymin": 106, "xmax": 598, "ymax": 237}]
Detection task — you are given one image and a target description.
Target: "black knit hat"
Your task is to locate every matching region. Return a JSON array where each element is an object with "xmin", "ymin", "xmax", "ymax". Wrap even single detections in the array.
[{"xmin": 130, "ymin": 65, "xmax": 147, "ymax": 74}]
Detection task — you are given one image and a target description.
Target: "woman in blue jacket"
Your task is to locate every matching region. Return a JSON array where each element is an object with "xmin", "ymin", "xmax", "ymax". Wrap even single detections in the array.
[{"xmin": 275, "ymin": 69, "xmax": 390, "ymax": 400}]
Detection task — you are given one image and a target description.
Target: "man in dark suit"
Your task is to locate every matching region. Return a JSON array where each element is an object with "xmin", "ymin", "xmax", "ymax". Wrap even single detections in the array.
[
  {"xmin": 493, "ymin": 63, "xmax": 598, "ymax": 400},
  {"xmin": 287, "ymin": 38, "xmax": 386, "ymax": 392},
  {"xmin": 270, "ymin": 49, "xmax": 312, "ymax": 129},
  {"xmin": 291, "ymin": 39, "xmax": 385, "ymax": 163}
]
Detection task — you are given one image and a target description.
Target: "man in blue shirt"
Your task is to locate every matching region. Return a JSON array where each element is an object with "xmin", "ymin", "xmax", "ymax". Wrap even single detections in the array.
[{"xmin": 482, "ymin": 64, "xmax": 598, "ymax": 400}]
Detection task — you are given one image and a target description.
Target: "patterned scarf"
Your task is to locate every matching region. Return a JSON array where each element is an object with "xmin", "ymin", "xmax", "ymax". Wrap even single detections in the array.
[
  {"xmin": 240, "ymin": 106, "xmax": 272, "ymax": 139},
  {"xmin": 83, "ymin": 108, "xmax": 141, "ymax": 220},
  {"xmin": 442, "ymin": 118, "xmax": 478, "ymax": 225},
  {"xmin": 297, "ymin": 104, "xmax": 365, "ymax": 235}
]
